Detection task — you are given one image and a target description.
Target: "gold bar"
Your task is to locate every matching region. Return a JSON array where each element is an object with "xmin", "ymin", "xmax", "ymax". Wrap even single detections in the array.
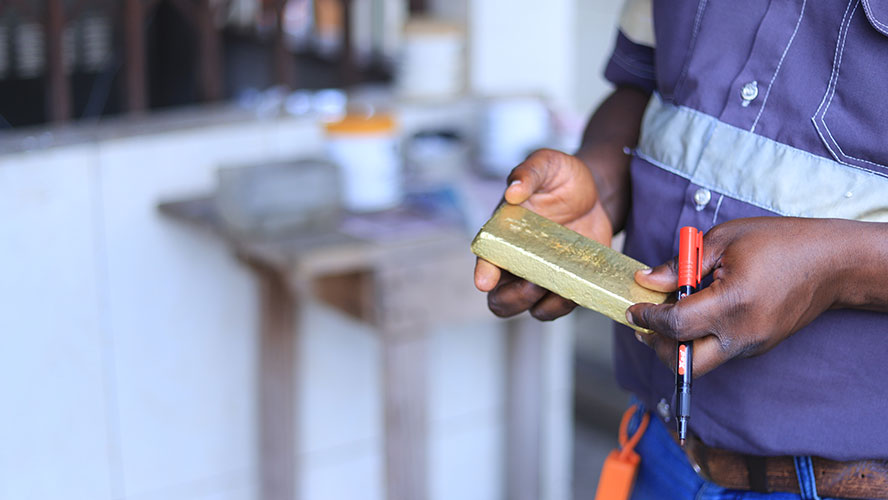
[{"xmin": 471, "ymin": 204, "xmax": 667, "ymax": 330}]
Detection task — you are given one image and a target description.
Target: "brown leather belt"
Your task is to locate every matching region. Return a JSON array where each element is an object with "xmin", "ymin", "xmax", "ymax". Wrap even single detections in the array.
[{"xmin": 678, "ymin": 431, "xmax": 888, "ymax": 499}]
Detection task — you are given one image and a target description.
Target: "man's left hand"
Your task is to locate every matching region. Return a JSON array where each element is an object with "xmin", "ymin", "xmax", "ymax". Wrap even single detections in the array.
[{"xmin": 626, "ymin": 217, "xmax": 853, "ymax": 377}]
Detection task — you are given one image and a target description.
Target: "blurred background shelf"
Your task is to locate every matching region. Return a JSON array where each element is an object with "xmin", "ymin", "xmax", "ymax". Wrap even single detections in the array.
[
  {"xmin": 0, "ymin": 1, "xmax": 628, "ymax": 499},
  {"xmin": 159, "ymin": 191, "xmax": 561, "ymax": 500}
]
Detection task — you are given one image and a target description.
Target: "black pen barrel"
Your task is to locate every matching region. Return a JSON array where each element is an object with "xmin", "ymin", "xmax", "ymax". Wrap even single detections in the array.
[{"xmin": 676, "ymin": 285, "xmax": 694, "ymax": 444}]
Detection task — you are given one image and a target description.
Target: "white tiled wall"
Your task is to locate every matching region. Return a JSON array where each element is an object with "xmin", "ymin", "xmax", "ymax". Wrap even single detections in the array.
[
  {"xmin": 428, "ymin": 318, "xmax": 507, "ymax": 500},
  {"xmin": 0, "ymin": 110, "xmax": 573, "ymax": 500},
  {"xmin": 0, "ymin": 0, "xmax": 626, "ymax": 495},
  {"xmin": 297, "ymin": 301, "xmax": 574, "ymax": 500},
  {"xmin": 298, "ymin": 303, "xmax": 385, "ymax": 500},
  {"xmin": 0, "ymin": 115, "xmax": 323, "ymax": 500},
  {"xmin": 541, "ymin": 318, "xmax": 575, "ymax": 500},
  {"xmin": 469, "ymin": 0, "xmax": 576, "ymax": 109},
  {"xmin": 299, "ymin": 302, "xmax": 382, "ymax": 456},
  {"xmin": 99, "ymin": 131, "xmax": 260, "ymax": 500},
  {"xmin": 0, "ymin": 144, "xmax": 113, "ymax": 500},
  {"xmin": 575, "ymin": 0, "xmax": 624, "ymax": 116}
]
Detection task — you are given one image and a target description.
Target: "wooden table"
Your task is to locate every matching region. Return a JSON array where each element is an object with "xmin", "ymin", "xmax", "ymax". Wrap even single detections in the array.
[{"xmin": 159, "ymin": 197, "xmax": 548, "ymax": 500}]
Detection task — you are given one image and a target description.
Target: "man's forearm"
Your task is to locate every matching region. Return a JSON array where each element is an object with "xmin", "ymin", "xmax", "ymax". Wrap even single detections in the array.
[
  {"xmin": 575, "ymin": 86, "xmax": 651, "ymax": 233},
  {"xmin": 831, "ymin": 220, "xmax": 888, "ymax": 313}
]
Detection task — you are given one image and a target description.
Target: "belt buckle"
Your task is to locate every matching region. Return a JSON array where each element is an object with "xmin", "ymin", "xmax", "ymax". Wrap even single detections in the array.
[{"xmin": 678, "ymin": 433, "xmax": 710, "ymax": 482}]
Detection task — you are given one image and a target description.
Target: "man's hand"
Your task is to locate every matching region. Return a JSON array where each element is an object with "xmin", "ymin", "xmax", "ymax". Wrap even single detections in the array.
[
  {"xmin": 474, "ymin": 149, "xmax": 613, "ymax": 320},
  {"xmin": 473, "ymin": 86, "xmax": 650, "ymax": 322},
  {"xmin": 627, "ymin": 217, "xmax": 854, "ymax": 377}
]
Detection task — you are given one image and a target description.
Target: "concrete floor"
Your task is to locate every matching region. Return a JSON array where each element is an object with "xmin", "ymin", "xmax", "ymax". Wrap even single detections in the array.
[
  {"xmin": 571, "ymin": 308, "xmax": 631, "ymax": 500},
  {"xmin": 572, "ymin": 421, "xmax": 615, "ymax": 500}
]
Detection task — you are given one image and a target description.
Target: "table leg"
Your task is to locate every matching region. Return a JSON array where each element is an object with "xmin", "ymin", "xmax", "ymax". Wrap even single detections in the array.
[
  {"xmin": 505, "ymin": 316, "xmax": 544, "ymax": 500},
  {"xmin": 254, "ymin": 264, "xmax": 299, "ymax": 500},
  {"xmin": 381, "ymin": 331, "xmax": 429, "ymax": 500}
]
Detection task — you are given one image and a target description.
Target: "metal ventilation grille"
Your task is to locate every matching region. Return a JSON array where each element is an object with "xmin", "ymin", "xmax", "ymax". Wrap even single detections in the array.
[
  {"xmin": 0, "ymin": 26, "xmax": 8, "ymax": 79},
  {"xmin": 81, "ymin": 14, "xmax": 111, "ymax": 71},
  {"xmin": 4, "ymin": 13, "xmax": 111, "ymax": 80},
  {"xmin": 62, "ymin": 22, "xmax": 76, "ymax": 71},
  {"xmin": 16, "ymin": 22, "xmax": 44, "ymax": 78}
]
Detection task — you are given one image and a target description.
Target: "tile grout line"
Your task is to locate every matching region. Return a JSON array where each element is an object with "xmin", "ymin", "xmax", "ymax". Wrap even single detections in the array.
[
  {"xmin": 114, "ymin": 467, "xmax": 257, "ymax": 500},
  {"xmin": 90, "ymin": 144, "xmax": 126, "ymax": 500}
]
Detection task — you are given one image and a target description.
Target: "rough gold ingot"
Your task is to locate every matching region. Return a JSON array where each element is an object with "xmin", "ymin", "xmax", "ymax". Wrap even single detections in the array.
[{"xmin": 471, "ymin": 204, "xmax": 667, "ymax": 331}]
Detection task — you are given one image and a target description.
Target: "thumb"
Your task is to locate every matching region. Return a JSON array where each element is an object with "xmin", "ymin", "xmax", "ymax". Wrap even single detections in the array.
[
  {"xmin": 474, "ymin": 258, "xmax": 501, "ymax": 292},
  {"xmin": 635, "ymin": 258, "xmax": 678, "ymax": 293},
  {"xmin": 504, "ymin": 160, "xmax": 547, "ymax": 205}
]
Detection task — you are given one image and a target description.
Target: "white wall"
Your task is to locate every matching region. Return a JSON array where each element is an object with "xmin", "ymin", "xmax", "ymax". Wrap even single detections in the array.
[
  {"xmin": 0, "ymin": 104, "xmax": 573, "ymax": 500},
  {"xmin": 0, "ymin": 0, "xmax": 625, "ymax": 495},
  {"xmin": 466, "ymin": 0, "xmax": 621, "ymax": 115},
  {"xmin": 0, "ymin": 114, "xmax": 322, "ymax": 500},
  {"xmin": 575, "ymin": 0, "xmax": 624, "ymax": 116},
  {"xmin": 0, "ymin": 143, "xmax": 114, "ymax": 500},
  {"xmin": 468, "ymin": 0, "xmax": 577, "ymax": 109}
]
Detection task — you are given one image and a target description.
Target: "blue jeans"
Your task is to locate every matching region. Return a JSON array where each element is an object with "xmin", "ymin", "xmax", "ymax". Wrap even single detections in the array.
[{"xmin": 626, "ymin": 402, "xmax": 840, "ymax": 500}]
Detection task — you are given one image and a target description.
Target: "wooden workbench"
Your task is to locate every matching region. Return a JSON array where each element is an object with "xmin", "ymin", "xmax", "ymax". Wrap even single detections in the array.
[{"xmin": 159, "ymin": 196, "xmax": 549, "ymax": 500}]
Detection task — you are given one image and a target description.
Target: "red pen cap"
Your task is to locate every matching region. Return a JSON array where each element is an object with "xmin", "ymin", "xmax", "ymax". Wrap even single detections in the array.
[{"xmin": 678, "ymin": 227, "xmax": 703, "ymax": 288}]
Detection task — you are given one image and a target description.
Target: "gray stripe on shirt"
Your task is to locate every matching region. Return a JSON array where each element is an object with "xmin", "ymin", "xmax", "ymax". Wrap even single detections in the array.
[{"xmin": 637, "ymin": 93, "xmax": 888, "ymax": 222}]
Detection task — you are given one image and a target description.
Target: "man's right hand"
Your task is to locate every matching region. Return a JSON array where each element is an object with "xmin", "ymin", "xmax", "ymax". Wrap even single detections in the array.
[
  {"xmin": 473, "ymin": 86, "xmax": 650, "ymax": 321},
  {"xmin": 473, "ymin": 149, "xmax": 615, "ymax": 321}
]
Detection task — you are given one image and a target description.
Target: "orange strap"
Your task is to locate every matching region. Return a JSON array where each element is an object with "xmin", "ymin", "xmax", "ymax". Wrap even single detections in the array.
[
  {"xmin": 593, "ymin": 405, "xmax": 652, "ymax": 500},
  {"xmin": 618, "ymin": 404, "xmax": 650, "ymax": 460}
]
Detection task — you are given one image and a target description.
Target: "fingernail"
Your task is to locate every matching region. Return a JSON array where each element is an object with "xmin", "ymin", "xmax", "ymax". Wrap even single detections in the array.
[
  {"xmin": 625, "ymin": 310, "xmax": 635, "ymax": 326},
  {"xmin": 509, "ymin": 179, "xmax": 522, "ymax": 187},
  {"xmin": 639, "ymin": 267, "xmax": 652, "ymax": 275},
  {"xmin": 635, "ymin": 332, "xmax": 644, "ymax": 343}
]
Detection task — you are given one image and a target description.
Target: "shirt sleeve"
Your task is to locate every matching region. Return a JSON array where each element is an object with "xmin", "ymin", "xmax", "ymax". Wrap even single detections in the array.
[{"xmin": 604, "ymin": 0, "xmax": 656, "ymax": 92}]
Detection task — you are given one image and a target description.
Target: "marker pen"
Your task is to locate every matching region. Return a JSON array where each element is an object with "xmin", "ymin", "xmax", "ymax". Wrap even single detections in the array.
[{"xmin": 676, "ymin": 226, "xmax": 702, "ymax": 447}]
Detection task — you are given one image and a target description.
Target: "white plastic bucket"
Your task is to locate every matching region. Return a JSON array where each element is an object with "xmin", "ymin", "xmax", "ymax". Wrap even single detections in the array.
[{"xmin": 325, "ymin": 115, "xmax": 402, "ymax": 212}]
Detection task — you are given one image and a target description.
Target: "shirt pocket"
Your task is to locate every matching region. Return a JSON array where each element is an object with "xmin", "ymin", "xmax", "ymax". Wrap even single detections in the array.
[{"xmin": 812, "ymin": 0, "xmax": 888, "ymax": 176}]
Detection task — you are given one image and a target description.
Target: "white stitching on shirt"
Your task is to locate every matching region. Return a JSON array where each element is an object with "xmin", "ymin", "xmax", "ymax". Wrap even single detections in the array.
[
  {"xmin": 821, "ymin": 4, "xmax": 887, "ymax": 168},
  {"xmin": 814, "ymin": 0, "xmax": 854, "ymax": 119},
  {"xmin": 814, "ymin": 0, "xmax": 888, "ymax": 171},
  {"xmin": 810, "ymin": 0, "xmax": 887, "ymax": 171},
  {"xmin": 821, "ymin": 1, "xmax": 858, "ymax": 131},
  {"xmin": 711, "ymin": 194, "xmax": 725, "ymax": 226},
  {"xmin": 689, "ymin": 0, "xmax": 708, "ymax": 44},
  {"xmin": 668, "ymin": 0, "xmax": 709, "ymax": 101},
  {"xmin": 750, "ymin": 0, "xmax": 808, "ymax": 133},
  {"xmin": 670, "ymin": 91, "xmax": 860, "ymax": 167},
  {"xmin": 611, "ymin": 51, "xmax": 657, "ymax": 79},
  {"xmin": 612, "ymin": 51, "xmax": 656, "ymax": 75},
  {"xmin": 823, "ymin": 117, "xmax": 887, "ymax": 168},
  {"xmin": 862, "ymin": 0, "xmax": 888, "ymax": 31},
  {"xmin": 811, "ymin": 0, "xmax": 854, "ymax": 168}
]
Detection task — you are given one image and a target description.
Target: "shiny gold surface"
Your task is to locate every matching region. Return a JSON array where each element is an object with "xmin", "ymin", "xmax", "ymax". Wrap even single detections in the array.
[{"xmin": 471, "ymin": 204, "xmax": 667, "ymax": 331}]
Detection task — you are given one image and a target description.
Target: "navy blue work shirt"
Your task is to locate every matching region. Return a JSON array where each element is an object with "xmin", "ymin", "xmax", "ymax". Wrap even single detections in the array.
[{"xmin": 605, "ymin": 0, "xmax": 888, "ymax": 460}]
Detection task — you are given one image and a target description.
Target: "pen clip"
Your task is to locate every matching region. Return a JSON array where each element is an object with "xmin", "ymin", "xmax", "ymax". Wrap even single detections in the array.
[
  {"xmin": 695, "ymin": 229, "xmax": 703, "ymax": 288},
  {"xmin": 678, "ymin": 227, "xmax": 703, "ymax": 289}
]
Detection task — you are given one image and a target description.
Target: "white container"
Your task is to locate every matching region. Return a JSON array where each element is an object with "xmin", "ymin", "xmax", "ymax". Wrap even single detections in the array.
[
  {"xmin": 325, "ymin": 114, "xmax": 402, "ymax": 212},
  {"xmin": 479, "ymin": 96, "xmax": 552, "ymax": 177},
  {"xmin": 397, "ymin": 19, "xmax": 465, "ymax": 99}
]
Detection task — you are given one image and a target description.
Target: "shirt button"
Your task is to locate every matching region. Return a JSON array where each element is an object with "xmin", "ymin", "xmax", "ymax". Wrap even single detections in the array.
[
  {"xmin": 741, "ymin": 81, "xmax": 758, "ymax": 106},
  {"xmin": 657, "ymin": 398, "xmax": 671, "ymax": 422},
  {"xmin": 693, "ymin": 188, "xmax": 711, "ymax": 210}
]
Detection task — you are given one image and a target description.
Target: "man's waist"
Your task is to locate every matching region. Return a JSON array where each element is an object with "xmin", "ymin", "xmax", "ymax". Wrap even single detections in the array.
[{"xmin": 677, "ymin": 429, "xmax": 888, "ymax": 499}]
